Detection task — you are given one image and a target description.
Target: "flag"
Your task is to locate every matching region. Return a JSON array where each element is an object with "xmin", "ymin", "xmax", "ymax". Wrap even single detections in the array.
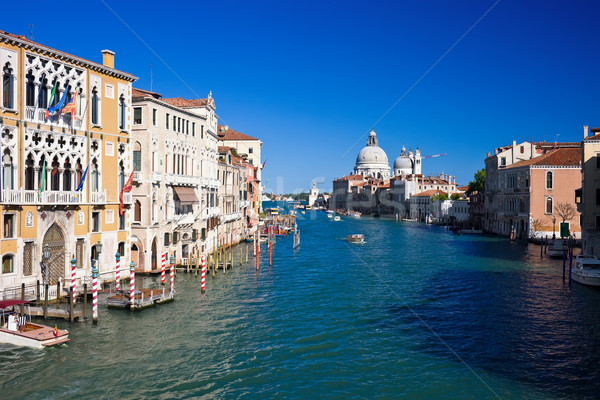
[
  {"xmin": 75, "ymin": 163, "xmax": 89, "ymax": 191},
  {"xmin": 262, "ymin": 157, "xmax": 268, "ymax": 169},
  {"xmin": 45, "ymin": 81, "xmax": 58, "ymax": 119},
  {"xmin": 62, "ymin": 90, "xmax": 77, "ymax": 117},
  {"xmin": 51, "ymin": 165, "xmax": 58, "ymax": 176},
  {"xmin": 119, "ymin": 171, "xmax": 134, "ymax": 215},
  {"xmin": 46, "ymin": 88, "xmax": 68, "ymax": 120},
  {"xmin": 40, "ymin": 159, "xmax": 46, "ymax": 193}
]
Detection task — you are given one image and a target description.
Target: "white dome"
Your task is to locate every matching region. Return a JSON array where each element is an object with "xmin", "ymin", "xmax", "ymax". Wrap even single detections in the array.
[
  {"xmin": 356, "ymin": 146, "xmax": 389, "ymax": 165},
  {"xmin": 393, "ymin": 155, "xmax": 412, "ymax": 171}
]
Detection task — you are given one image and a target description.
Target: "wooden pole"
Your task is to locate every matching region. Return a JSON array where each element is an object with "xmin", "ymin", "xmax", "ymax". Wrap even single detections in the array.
[
  {"xmin": 246, "ymin": 245, "xmax": 248, "ymax": 263},
  {"xmin": 69, "ymin": 288, "xmax": 74, "ymax": 323},
  {"xmin": 36, "ymin": 280, "xmax": 40, "ymax": 305},
  {"xmin": 240, "ymin": 246, "xmax": 243, "ymax": 267},
  {"xmin": 569, "ymin": 249, "xmax": 573, "ymax": 283},
  {"xmin": 57, "ymin": 280, "xmax": 61, "ymax": 301},
  {"xmin": 21, "ymin": 283, "xmax": 25, "ymax": 315},
  {"xmin": 83, "ymin": 283, "xmax": 88, "ymax": 321},
  {"xmin": 562, "ymin": 249, "xmax": 566, "ymax": 280},
  {"xmin": 269, "ymin": 241, "xmax": 272, "ymax": 266}
]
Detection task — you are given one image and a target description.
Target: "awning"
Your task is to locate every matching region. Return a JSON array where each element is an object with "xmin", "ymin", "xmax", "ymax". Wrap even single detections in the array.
[
  {"xmin": 173, "ymin": 186, "xmax": 198, "ymax": 204},
  {"xmin": 0, "ymin": 300, "xmax": 29, "ymax": 309}
]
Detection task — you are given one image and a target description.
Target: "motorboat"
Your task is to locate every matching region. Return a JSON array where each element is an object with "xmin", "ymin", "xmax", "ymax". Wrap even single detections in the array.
[
  {"xmin": 333, "ymin": 216, "xmax": 341, "ymax": 222},
  {"xmin": 548, "ymin": 240, "xmax": 569, "ymax": 258},
  {"xmin": 461, "ymin": 229, "xmax": 483, "ymax": 234},
  {"xmin": 348, "ymin": 212, "xmax": 361, "ymax": 218},
  {"xmin": 327, "ymin": 214, "xmax": 333, "ymax": 219},
  {"xmin": 0, "ymin": 300, "xmax": 70, "ymax": 348},
  {"xmin": 346, "ymin": 234, "xmax": 365, "ymax": 244},
  {"xmin": 572, "ymin": 255, "xmax": 600, "ymax": 287}
]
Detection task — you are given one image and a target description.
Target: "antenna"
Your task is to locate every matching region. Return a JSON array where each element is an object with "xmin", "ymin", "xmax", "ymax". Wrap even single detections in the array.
[
  {"xmin": 29, "ymin": 24, "xmax": 33, "ymax": 40},
  {"xmin": 150, "ymin": 64, "xmax": 153, "ymax": 92}
]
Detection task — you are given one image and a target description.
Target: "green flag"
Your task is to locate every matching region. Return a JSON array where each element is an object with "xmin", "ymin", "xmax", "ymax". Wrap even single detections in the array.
[
  {"xmin": 47, "ymin": 81, "xmax": 57, "ymax": 108},
  {"xmin": 40, "ymin": 159, "xmax": 46, "ymax": 193}
]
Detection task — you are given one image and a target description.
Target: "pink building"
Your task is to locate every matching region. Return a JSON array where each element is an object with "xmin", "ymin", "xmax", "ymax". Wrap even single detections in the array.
[{"xmin": 498, "ymin": 147, "xmax": 581, "ymax": 239}]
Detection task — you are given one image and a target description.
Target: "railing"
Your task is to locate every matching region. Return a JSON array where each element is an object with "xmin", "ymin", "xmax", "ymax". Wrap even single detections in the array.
[
  {"xmin": 1, "ymin": 189, "xmax": 84, "ymax": 204},
  {"xmin": 25, "ymin": 106, "xmax": 83, "ymax": 129},
  {"xmin": 122, "ymin": 193, "xmax": 132, "ymax": 204},
  {"xmin": 133, "ymin": 171, "xmax": 142, "ymax": 181},
  {"xmin": 223, "ymin": 212, "xmax": 242, "ymax": 222},
  {"xmin": 152, "ymin": 171, "xmax": 162, "ymax": 182},
  {"xmin": 91, "ymin": 190, "xmax": 106, "ymax": 203}
]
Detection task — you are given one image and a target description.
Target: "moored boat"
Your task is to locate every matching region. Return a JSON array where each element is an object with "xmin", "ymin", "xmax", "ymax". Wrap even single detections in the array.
[
  {"xmin": 333, "ymin": 216, "xmax": 341, "ymax": 222},
  {"xmin": 572, "ymin": 255, "xmax": 600, "ymax": 287},
  {"xmin": 0, "ymin": 300, "xmax": 69, "ymax": 348},
  {"xmin": 346, "ymin": 234, "xmax": 365, "ymax": 244}
]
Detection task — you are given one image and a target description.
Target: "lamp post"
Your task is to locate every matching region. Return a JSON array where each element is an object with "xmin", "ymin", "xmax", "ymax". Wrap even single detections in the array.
[
  {"xmin": 169, "ymin": 254, "xmax": 175, "ymax": 293},
  {"xmin": 42, "ymin": 244, "xmax": 51, "ymax": 286},
  {"xmin": 552, "ymin": 216, "xmax": 556, "ymax": 240}
]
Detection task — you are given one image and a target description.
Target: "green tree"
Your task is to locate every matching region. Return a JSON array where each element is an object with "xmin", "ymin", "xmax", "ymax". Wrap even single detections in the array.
[
  {"xmin": 450, "ymin": 193, "xmax": 460, "ymax": 200},
  {"xmin": 466, "ymin": 169, "xmax": 485, "ymax": 195}
]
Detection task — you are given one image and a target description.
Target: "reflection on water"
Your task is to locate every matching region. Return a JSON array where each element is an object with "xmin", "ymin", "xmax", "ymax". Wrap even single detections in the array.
[{"xmin": 1, "ymin": 206, "xmax": 599, "ymax": 399}]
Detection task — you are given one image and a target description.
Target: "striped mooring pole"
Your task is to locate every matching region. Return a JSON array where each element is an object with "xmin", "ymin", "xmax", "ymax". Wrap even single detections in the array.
[
  {"xmin": 71, "ymin": 256, "xmax": 77, "ymax": 296},
  {"xmin": 115, "ymin": 252, "xmax": 121, "ymax": 291},
  {"xmin": 129, "ymin": 261, "xmax": 136, "ymax": 308},
  {"xmin": 92, "ymin": 261, "xmax": 99, "ymax": 324},
  {"xmin": 201, "ymin": 255, "xmax": 206, "ymax": 293},
  {"xmin": 170, "ymin": 254, "xmax": 175, "ymax": 294},
  {"xmin": 161, "ymin": 252, "xmax": 166, "ymax": 285}
]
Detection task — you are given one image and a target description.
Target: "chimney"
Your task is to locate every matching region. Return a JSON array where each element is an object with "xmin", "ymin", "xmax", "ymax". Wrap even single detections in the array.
[
  {"xmin": 584, "ymin": 125, "xmax": 589, "ymax": 139},
  {"xmin": 101, "ymin": 50, "xmax": 115, "ymax": 69},
  {"xmin": 495, "ymin": 148, "xmax": 498, "ymax": 155},
  {"xmin": 487, "ymin": 151, "xmax": 490, "ymax": 158}
]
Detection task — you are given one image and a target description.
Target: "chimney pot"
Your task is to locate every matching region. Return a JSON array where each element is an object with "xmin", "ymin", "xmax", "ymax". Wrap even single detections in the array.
[
  {"xmin": 584, "ymin": 125, "xmax": 589, "ymax": 139},
  {"xmin": 101, "ymin": 49, "xmax": 115, "ymax": 69}
]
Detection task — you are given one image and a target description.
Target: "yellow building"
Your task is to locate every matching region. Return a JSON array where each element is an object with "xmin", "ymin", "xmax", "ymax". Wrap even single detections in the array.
[{"xmin": 0, "ymin": 30, "xmax": 137, "ymax": 295}]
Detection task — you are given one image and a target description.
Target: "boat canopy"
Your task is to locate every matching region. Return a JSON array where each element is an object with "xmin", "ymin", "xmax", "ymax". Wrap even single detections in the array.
[{"xmin": 0, "ymin": 300, "xmax": 29, "ymax": 309}]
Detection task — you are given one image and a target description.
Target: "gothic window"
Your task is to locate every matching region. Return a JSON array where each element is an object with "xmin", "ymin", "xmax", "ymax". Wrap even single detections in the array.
[
  {"xmin": 63, "ymin": 158, "xmax": 72, "ymax": 191},
  {"xmin": 133, "ymin": 142, "xmax": 141, "ymax": 172},
  {"xmin": 50, "ymin": 156, "xmax": 60, "ymax": 191},
  {"xmin": 546, "ymin": 171, "xmax": 553, "ymax": 189},
  {"xmin": 25, "ymin": 154, "xmax": 35, "ymax": 190},
  {"xmin": 50, "ymin": 78, "xmax": 60, "ymax": 107},
  {"xmin": 38, "ymin": 74, "xmax": 48, "ymax": 108},
  {"xmin": 2, "ymin": 150, "xmax": 14, "ymax": 190},
  {"xmin": 91, "ymin": 158, "xmax": 99, "ymax": 192},
  {"xmin": 2, "ymin": 63, "xmax": 14, "ymax": 109},
  {"xmin": 118, "ymin": 94, "xmax": 125, "ymax": 130},
  {"xmin": 38, "ymin": 156, "xmax": 47, "ymax": 191},
  {"xmin": 91, "ymin": 86, "xmax": 99, "ymax": 125},
  {"xmin": 76, "ymin": 160, "xmax": 83, "ymax": 188},
  {"xmin": 26, "ymin": 70, "xmax": 36, "ymax": 107},
  {"xmin": 119, "ymin": 160, "xmax": 125, "ymax": 191}
]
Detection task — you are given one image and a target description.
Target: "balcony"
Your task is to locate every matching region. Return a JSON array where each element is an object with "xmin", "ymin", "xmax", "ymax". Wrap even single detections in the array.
[
  {"xmin": 91, "ymin": 190, "xmax": 107, "ymax": 204},
  {"xmin": 152, "ymin": 171, "xmax": 162, "ymax": 182},
  {"xmin": 122, "ymin": 193, "xmax": 132, "ymax": 204},
  {"xmin": 1, "ymin": 189, "xmax": 84, "ymax": 205},
  {"xmin": 222, "ymin": 212, "xmax": 242, "ymax": 222},
  {"xmin": 25, "ymin": 106, "xmax": 83, "ymax": 129},
  {"xmin": 166, "ymin": 174, "xmax": 200, "ymax": 186},
  {"xmin": 133, "ymin": 171, "xmax": 142, "ymax": 182}
]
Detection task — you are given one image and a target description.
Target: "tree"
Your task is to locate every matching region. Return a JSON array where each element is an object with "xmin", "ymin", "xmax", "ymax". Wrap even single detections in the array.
[
  {"xmin": 555, "ymin": 202, "xmax": 576, "ymax": 224},
  {"xmin": 531, "ymin": 218, "xmax": 546, "ymax": 239},
  {"xmin": 450, "ymin": 193, "xmax": 460, "ymax": 200},
  {"xmin": 466, "ymin": 169, "xmax": 485, "ymax": 195}
]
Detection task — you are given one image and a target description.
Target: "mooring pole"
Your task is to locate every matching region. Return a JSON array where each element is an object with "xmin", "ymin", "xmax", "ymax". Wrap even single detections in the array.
[
  {"xmin": 92, "ymin": 261, "xmax": 99, "ymax": 324},
  {"xmin": 83, "ymin": 283, "xmax": 88, "ymax": 320},
  {"xmin": 201, "ymin": 255, "xmax": 206, "ymax": 294},
  {"xmin": 44, "ymin": 284, "xmax": 48, "ymax": 320},
  {"xmin": 69, "ymin": 288, "xmax": 74, "ymax": 323},
  {"xmin": 562, "ymin": 249, "xmax": 567, "ymax": 280}
]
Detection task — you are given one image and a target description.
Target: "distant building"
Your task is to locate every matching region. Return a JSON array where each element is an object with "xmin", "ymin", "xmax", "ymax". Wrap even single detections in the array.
[
  {"xmin": 579, "ymin": 126, "xmax": 600, "ymax": 255},
  {"xmin": 354, "ymin": 130, "xmax": 390, "ymax": 180}
]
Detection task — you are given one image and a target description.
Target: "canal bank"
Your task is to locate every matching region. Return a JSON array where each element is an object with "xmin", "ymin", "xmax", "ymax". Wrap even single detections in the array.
[{"xmin": 1, "ymin": 211, "xmax": 600, "ymax": 399}]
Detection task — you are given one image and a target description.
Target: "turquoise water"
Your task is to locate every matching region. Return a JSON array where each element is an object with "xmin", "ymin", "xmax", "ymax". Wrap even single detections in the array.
[{"xmin": 2, "ymin": 206, "xmax": 600, "ymax": 399}]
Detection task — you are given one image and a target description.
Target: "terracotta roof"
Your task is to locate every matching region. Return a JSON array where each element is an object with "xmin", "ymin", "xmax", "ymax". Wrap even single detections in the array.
[
  {"xmin": 132, "ymin": 88, "xmax": 161, "ymax": 99},
  {"xmin": 217, "ymin": 124, "xmax": 259, "ymax": 141},
  {"xmin": 506, "ymin": 147, "xmax": 581, "ymax": 168},
  {"xmin": 457, "ymin": 185, "xmax": 469, "ymax": 191},
  {"xmin": 334, "ymin": 174, "xmax": 364, "ymax": 182},
  {"xmin": 0, "ymin": 30, "xmax": 136, "ymax": 81},
  {"xmin": 413, "ymin": 189, "xmax": 446, "ymax": 197},
  {"xmin": 584, "ymin": 129, "xmax": 600, "ymax": 141},
  {"xmin": 161, "ymin": 97, "xmax": 213, "ymax": 108}
]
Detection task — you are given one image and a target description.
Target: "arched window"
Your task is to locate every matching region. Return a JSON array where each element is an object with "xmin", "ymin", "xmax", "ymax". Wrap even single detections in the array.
[
  {"xmin": 119, "ymin": 160, "xmax": 125, "ymax": 191},
  {"xmin": 2, "ymin": 254, "xmax": 14, "ymax": 273},
  {"xmin": 38, "ymin": 156, "xmax": 47, "ymax": 191},
  {"xmin": 546, "ymin": 171, "xmax": 553, "ymax": 189},
  {"xmin": 133, "ymin": 142, "xmax": 141, "ymax": 172},
  {"xmin": 546, "ymin": 197, "xmax": 553, "ymax": 214},
  {"xmin": 134, "ymin": 200, "xmax": 141, "ymax": 222},
  {"xmin": 91, "ymin": 86, "xmax": 99, "ymax": 125},
  {"xmin": 118, "ymin": 242, "xmax": 125, "ymax": 258},
  {"xmin": 25, "ymin": 154, "xmax": 35, "ymax": 190},
  {"xmin": 2, "ymin": 150, "xmax": 14, "ymax": 190},
  {"xmin": 91, "ymin": 158, "xmax": 99, "ymax": 192},
  {"xmin": 50, "ymin": 156, "xmax": 60, "ymax": 191},
  {"xmin": 2, "ymin": 63, "xmax": 14, "ymax": 109},
  {"xmin": 50, "ymin": 78, "xmax": 60, "ymax": 107},
  {"xmin": 63, "ymin": 158, "xmax": 72, "ymax": 191},
  {"xmin": 38, "ymin": 74, "xmax": 48, "ymax": 108},
  {"xmin": 26, "ymin": 70, "xmax": 36, "ymax": 107},
  {"xmin": 118, "ymin": 95, "xmax": 126, "ymax": 130}
]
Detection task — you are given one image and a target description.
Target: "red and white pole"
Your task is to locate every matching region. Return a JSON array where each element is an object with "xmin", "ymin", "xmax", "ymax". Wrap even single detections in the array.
[
  {"xmin": 161, "ymin": 252, "xmax": 166, "ymax": 285},
  {"xmin": 92, "ymin": 261, "xmax": 98, "ymax": 324},
  {"xmin": 115, "ymin": 252, "xmax": 121, "ymax": 291},
  {"xmin": 201, "ymin": 255, "xmax": 206, "ymax": 293},
  {"xmin": 256, "ymin": 242, "xmax": 260, "ymax": 270},
  {"xmin": 71, "ymin": 256, "xmax": 77, "ymax": 296},
  {"xmin": 170, "ymin": 255, "xmax": 175, "ymax": 293},
  {"xmin": 129, "ymin": 261, "xmax": 135, "ymax": 308},
  {"xmin": 269, "ymin": 241, "xmax": 272, "ymax": 266}
]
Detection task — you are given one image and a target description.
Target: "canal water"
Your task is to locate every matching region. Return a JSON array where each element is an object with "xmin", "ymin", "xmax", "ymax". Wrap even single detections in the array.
[{"xmin": 2, "ymin": 208, "xmax": 600, "ymax": 399}]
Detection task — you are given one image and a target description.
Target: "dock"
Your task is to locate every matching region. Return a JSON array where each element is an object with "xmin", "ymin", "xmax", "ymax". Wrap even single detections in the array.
[
  {"xmin": 107, "ymin": 288, "xmax": 174, "ymax": 311},
  {"xmin": 26, "ymin": 306, "xmax": 82, "ymax": 321}
]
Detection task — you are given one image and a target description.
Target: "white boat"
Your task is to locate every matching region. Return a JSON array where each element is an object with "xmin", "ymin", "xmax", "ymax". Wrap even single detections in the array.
[
  {"xmin": 333, "ymin": 216, "xmax": 341, "ymax": 222},
  {"xmin": 327, "ymin": 214, "xmax": 333, "ymax": 219},
  {"xmin": 548, "ymin": 240, "xmax": 569, "ymax": 258},
  {"xmin": 572, "ymin": 255, "xmax": 600, "ymax": 287},
  {"xmin": 0, "ymin": 300, "xmax": 70, "ymax": 349},
  {"xmin": 346, "ymin": 234, "xmax": 365, "ymax": 244},
  {"xmin": 461, "ymin": 229, "xmax": 483, "ymax": 234},
  {"xmin": 348, "ymin": 212, "xmax": 361, "ymax": 218},
  {"xmin": 293, "ymin": 226, "xmax": 300, "ymax": 249},
  {"xmin": 326, "ymin": 210, "xmax": 335, "ymax": 215}
]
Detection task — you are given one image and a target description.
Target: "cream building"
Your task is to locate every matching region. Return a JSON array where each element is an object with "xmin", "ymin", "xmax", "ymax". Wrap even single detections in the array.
[
  {"xmin": 0, "ymin": 31, "xmax": 136, "ymax": 294},
  {"xmin": 130, "ymin": 89, "xmax": 220, "ymax": 270},
  {"xmin": 580, "ymin": 126, "xmax": 600, "ymax": 255}
]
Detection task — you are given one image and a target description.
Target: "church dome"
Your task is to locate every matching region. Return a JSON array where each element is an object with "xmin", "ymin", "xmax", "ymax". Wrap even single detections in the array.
[
  {"xmin": 393, "ymin": 155, "xmax": 412, "ymax": 171},
  {"xmin": 356, "ymin": 145, "xmax": 389, "ymax": 165},
  {"xmin": 353, "ymin": 129, "xmax": 391, "ymax": 180}
]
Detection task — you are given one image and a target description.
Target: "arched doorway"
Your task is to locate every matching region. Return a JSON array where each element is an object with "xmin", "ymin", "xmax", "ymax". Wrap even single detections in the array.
[
  {"xmin": 151, "ymin": 237, "xmax": 157, "ymax": 271},
  {"xmin": 42, "ymin": 223, "xmax": 66, "ymax": 285},
  {"xmin": 131, "ymin": 243, "xmax": 139, "ymax": 269}
]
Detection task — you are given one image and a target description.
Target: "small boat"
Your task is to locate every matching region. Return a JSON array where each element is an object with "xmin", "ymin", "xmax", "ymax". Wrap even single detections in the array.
[
  {"xmin": 326, "ymin": 210, "xmax": 335, "ymax": 215},
  {"xmin": 333, "ymin": 216, "xmax": 341, "ymax": 222},
  {"xmin": 0, "ymin": 300, "xmax": 69, "ymax": 348},
  {"xmin": 293, "ymin": 226, "xmax": 300, "ymax": 249},
  {"xmin": 348, "ymin": 212, "xmax": 361, "ymax": 218},
  {"xmin": 572, "ymin": 255, "xmax": 600, "ymax": 287},
  {"xmin": 461, "ymin": 229, "xmax": 483, "ymax": 234},
  {"xmin": 548, "ymin": 240, "xmax": 569, "ymax": 258},
  {"xmin": 346, "ymin": 234, "xmax": 365, "ymax": 244},
  {"xmin": 327, "ymin": 214, "xmax": 333, "ymax": 219}
]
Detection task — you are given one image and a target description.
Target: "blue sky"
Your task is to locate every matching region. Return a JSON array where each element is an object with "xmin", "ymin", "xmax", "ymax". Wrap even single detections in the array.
[{"xmin": 4, "ymin": 1, "xmax": 600, "ymax": 193}]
